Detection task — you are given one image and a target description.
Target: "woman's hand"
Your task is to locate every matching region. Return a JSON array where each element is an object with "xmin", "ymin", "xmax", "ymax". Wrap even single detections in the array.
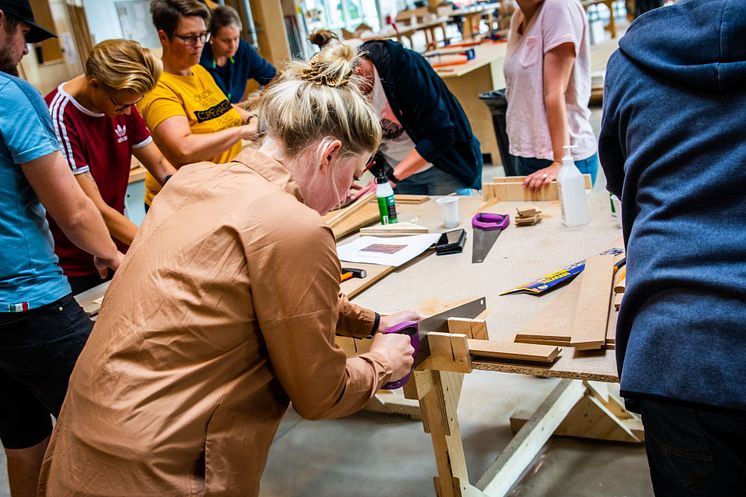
[
  {"xmin": 345, "ymin": 180, "xmax": 376, "ymax": 205},
  {"xmin": 378, "ymin": 310, "xmax": 421, "ymax": 332},
  {"xmin": 523, "ymin": 162, "xmax": 562, "ymax": 192},
  {"xmin": 369, "ymin": 332, "xmax": 415, "ymax": 382}
]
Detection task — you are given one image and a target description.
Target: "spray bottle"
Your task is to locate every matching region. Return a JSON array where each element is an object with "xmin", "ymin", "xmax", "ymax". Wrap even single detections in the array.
[
  {"xmin": 376, "ymin": 174, "xmax": 398, "ymax": 225},
  {"xmin": 557, "ymin": 145, "xmax": 589, "ymax": 227}
]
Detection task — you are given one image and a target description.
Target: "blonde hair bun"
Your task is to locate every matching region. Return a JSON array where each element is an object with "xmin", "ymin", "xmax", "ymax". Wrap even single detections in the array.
[
  {"xmin": 308, "ymin": 29, "xmax": 339, "ymax": 49},
  {"xmin": 256, "ymin": 40, "xmax": 381, "ymax": 157},
  {"xmin": 300, "ymin": 41, "xmax": 357, "ymax": 87}
]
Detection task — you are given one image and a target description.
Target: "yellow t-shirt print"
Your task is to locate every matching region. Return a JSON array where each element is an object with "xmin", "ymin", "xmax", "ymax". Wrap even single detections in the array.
[{"xmin": 138, "ymin": 64, "xmax": 243, "ymax": 205}]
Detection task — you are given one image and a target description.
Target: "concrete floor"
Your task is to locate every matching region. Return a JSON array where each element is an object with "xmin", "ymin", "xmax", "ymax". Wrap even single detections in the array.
[{"xmin": 1, "ymin": 15, "xmax": 653, "ymax": 497}]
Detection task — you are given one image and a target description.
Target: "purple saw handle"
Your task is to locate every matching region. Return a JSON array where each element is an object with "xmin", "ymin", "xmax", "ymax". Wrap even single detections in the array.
[
  {"xmin": 381, "ymin": 320, "xmax": 420, "ymax": 390},
  {"xmin": 472, "ymin": 212, "xmax": 510, "ymax": 230}
]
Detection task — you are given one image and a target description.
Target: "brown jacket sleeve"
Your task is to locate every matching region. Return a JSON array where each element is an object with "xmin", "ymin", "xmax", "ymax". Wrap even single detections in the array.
[
  {"xmin": 244, "ymin": 206, "xmax": 392, "ymax": 420},
  {"xmin": 336, "ymin": 293, "xmax": 377, "ymax": 338}
]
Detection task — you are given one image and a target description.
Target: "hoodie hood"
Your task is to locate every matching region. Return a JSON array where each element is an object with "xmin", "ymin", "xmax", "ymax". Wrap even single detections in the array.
[{"xmin": 619, "ymin": 0, "xmax": 746, "ymax": 92}]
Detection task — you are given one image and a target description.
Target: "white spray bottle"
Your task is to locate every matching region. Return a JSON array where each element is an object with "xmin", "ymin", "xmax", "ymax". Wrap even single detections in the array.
[{"xmin": 557, "ymin": 145, "xmax": 589, "ymax": 227}]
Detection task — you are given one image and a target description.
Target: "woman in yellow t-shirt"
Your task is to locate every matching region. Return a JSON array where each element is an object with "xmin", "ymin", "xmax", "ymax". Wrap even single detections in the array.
[{"xmin": 138, "ymin": 0, "xmax": 255, "ymax": 208}]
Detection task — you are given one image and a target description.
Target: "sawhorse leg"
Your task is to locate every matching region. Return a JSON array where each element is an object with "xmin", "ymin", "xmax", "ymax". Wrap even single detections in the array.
[{"xmin": 414, "ymin": 375, "xmax": 642, "ymax": 497}]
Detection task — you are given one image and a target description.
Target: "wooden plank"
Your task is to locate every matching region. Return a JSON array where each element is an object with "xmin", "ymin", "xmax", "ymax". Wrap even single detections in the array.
[
  {"xmin": 428, "ymin": 332, "xmax": 472, "ymax": 373},
  {"xmin": 323, "ymin": 193, "xmax": 378, "ymax": 239},
  {"xmin": 513, "ymin": 276, "xmax": 582, "ymax": 345},
  {"xmin": 606, "ymin": 297, "xmax": 618, "ymax": 349},
  {"xmin": 509, "ymin": 394, "xmax": 642, "ymax": 443},
  {"xmin": 570, "ymin": 255, "xmax": 615, "ymax": 350},
  {"xmin": 468, "ymin": 339, "xmax": 560, "ymax": 363},
  {"xmin": 359, "ymin": 221, "xmax": 430, "ymax": 237},
  {"xmin": 476, "ymin": 379, "xmax": 586, "ymax": 497},
  {"xmin": 339, "ymin": 262, "xmax": 395, "ymax": 299},
  {"xmin": 368, "ymin": 194, "xmax": 431, "ymax": 204}
]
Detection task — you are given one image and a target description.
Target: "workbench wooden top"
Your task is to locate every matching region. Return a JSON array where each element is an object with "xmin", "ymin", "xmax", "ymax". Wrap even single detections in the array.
[
  {"xmin": 434, "ymin": 40, "xmax": 508, "ymax": 78},
  {"xmin": 76, "ymin": 189, "xmax": 622, "ymax": 382},
  {"xmin": 348, "ymin": 192, "xmax": 623, "ymax": 382}
]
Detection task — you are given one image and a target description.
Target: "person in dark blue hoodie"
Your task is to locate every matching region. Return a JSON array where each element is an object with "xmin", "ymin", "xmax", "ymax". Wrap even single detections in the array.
[
  {"xmin": 599, "ymin": 0, "xmax": 746, "ymax": 494},
  {"xmin": 199, "ymin": 5, "xmax": 276, "ymax": 105},
  {"xmin": 310, "ymin": 30, "xmax": 483, "ymax": 195}
]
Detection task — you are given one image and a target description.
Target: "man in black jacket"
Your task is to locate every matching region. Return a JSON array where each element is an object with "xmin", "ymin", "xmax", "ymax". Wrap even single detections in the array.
[{"xmin": 356, "ymin": 39, "xmax": 482, "ymax": 195}]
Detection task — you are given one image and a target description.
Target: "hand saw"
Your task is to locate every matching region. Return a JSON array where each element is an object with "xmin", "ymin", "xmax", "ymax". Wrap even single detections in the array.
[{"xmin": 381, "ymin": 297, "xmax": 486, "ymax": 389}]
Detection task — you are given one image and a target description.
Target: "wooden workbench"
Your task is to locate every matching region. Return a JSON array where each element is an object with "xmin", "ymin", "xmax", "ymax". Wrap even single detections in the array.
[
  {"xmin": 434, "ymin": 41, "xmax": 508, "ymax": 166},
  {"xmin": 75, "ymin": 189, "xmax": 634, "ymax": 497},
  {"xmin": 350, "ymin": 191, "xmax": 636, "ymax": 497}
]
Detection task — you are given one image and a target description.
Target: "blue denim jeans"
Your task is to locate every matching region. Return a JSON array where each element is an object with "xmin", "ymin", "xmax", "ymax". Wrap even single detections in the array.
[
  {"xmin": 394, "ymin": 167, "xmax": 473, "ymax": 195},
  {"xmin": 639, "ymin": 397, "xmax": 746, "ymax": 496},
  {"xmin": 511, "ymin": 153, "xmax": 599, "ymax": 186}
]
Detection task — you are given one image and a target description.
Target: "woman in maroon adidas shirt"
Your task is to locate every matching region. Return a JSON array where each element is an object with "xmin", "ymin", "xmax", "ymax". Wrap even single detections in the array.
[{"xmin": 45, "ymin": 39, "xmax": 177, "ymax": 294}]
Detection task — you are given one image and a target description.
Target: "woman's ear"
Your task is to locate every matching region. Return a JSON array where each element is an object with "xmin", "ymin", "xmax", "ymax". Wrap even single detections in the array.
[{"xmin": 319, "ymin": 139, "xmax": 343, "ymax": 173}]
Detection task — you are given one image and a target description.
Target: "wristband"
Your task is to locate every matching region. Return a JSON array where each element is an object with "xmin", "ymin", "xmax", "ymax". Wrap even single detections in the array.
[{"xmin": 368, "ymin": 312, "xmax": 381, "ymax": 338}]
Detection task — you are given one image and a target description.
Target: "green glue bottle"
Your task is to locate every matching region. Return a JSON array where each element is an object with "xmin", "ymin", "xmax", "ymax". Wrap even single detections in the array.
[{"xmin": 375, "ymin": 175, "xmax": 398, "ymax": 225}]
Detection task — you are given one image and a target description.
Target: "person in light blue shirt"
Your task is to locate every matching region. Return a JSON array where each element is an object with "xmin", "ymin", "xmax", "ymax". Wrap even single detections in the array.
[{"xmin": 0, "ymin": 1, "xmax": 122, "ymax": 494}]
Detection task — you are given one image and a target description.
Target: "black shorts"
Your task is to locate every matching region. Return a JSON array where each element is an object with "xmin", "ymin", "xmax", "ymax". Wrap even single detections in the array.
[{"xmin": 0, "ymin": 293, "xmax": 92, "ymax": 449}]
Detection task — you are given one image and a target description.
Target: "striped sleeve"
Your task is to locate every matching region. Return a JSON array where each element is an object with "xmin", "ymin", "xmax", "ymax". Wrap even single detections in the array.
[{"xmin": 48, "ymin": 91, "xmax": 89, "ymax": 174}]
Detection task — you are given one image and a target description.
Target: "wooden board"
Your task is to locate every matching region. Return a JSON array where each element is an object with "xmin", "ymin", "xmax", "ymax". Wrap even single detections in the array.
[
  {"xmin": 367, "ymin": 194, "xmax": 431, "ymax": 204},
  {"xmin": 606, "ymin": 299, "xmax": 617, "ymax": 350},
  {"xmin": 570, "ymin": 255, "xmax": 615, "ymax": 350},
  {"xmin": 513, "ymin": 277, "xmax": 582, "ymax": 345},
  {"xmin": 359, "ymin": 221, "xmax": 429, "ymax": 237},
  {"xmin": 468, "ymin": 339, "xmax": 560, "ymax": 364},
  {"xmin": 323, "ymin": 193, "xmax": 379, "ymax": 240},
  {"xmin": 483, "ymin": 175, "xmax": 592, "ymax": 202},
  {"xmin": 339, "ymin": 262, "xmax": 395, "ymax": 299}
]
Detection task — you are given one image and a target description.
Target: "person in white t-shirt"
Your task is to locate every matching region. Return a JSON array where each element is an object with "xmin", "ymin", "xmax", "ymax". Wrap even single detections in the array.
[{"xmin": 504, "ymin": 0, "xmax": 598, "ymax": 192}]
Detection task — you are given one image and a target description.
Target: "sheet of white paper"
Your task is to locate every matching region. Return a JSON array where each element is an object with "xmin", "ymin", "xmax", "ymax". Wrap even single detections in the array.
[{"xmin": 337, "ymin": 234, "xmax": 441, "ymax": 267}]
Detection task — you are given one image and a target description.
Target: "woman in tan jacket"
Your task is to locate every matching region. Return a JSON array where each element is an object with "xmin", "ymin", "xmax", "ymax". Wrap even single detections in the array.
[{"xmin": 38, "ymin": 41, "xmax": 416, "ymax": 497}]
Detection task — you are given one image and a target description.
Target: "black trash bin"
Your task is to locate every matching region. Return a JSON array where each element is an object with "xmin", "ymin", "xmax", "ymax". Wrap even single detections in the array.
[{"xmin": 479, "ymin": 89, "xmax": 518, "ymax": 176}]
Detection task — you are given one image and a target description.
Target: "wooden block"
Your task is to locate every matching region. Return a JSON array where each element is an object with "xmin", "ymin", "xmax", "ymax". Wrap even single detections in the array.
[
  {"xmin": 468, "ymin": 339, "xmax": 560, "ymax": 363},
  {"xmin": 614, "ymin": 275, "xmax": 626, "ymax": 294},
  {"xmin": 469, "ymin": 319, "xmax": 489, "ymax": 340},
  {"xmin": 483, "ymin": 175, "xmax": 591, "ymax": 202},
  {"xmin": 336, "ymin": 336, "xmax": 357, "ymax": 356},
  {"xmin": 614, "ymin": 291, "xmax": 623, "ymax": 311},
  {"xmin": 447, "ymin": 317, "xmax": 472, "ymax": 335},
  {"xmin": 516, "ymin": 207, "xmax": 541, "ymax": 217},
  {"xmin": 446, "ymin": 317, "xmax": 490, "ymax": 340},
  {"xmin": 570, "ymin": 255, "xmax": 615, "ymax": 350},
  {"xmin": 515, "ymin": 214, "xmax": 541, "ymax": 227},
  {"xmin": 355, "ymin": 337, "xmax": 372, "ymax": 354},
  {"xmin": 427, "ymin": 332, "xmax": 472, "ymax": 373}
]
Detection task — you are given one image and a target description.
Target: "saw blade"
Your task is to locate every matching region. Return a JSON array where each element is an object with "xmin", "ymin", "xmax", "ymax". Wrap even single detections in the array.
[{"xmin": 471, "ymin": 228, "xmax": 502, "ymax": 263}]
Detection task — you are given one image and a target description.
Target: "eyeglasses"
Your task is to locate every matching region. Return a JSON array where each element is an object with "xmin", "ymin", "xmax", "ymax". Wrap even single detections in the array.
[
  {"xmin": 109, "ymin": 94, "xmax": 143, "ymax": 113},
  {"xmin": 173, "ymin": 32, "xmax": 211, "ymax": 46}
]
